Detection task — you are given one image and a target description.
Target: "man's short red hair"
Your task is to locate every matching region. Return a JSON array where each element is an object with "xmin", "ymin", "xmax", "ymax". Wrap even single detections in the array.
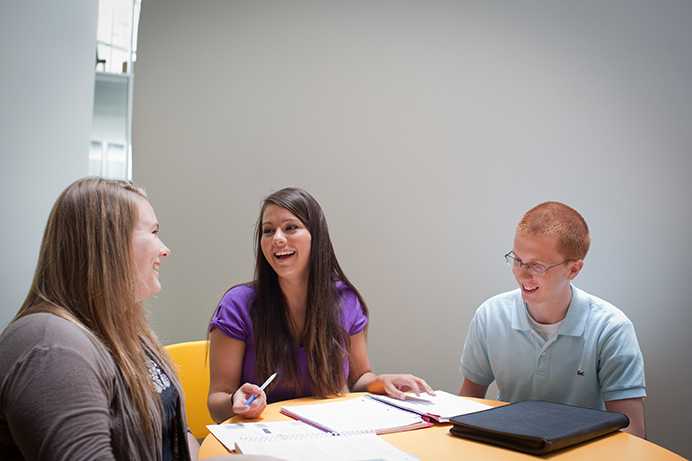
[{"xmin": 517, "ymin": 201, "xmax": 591, "ymax": 260}]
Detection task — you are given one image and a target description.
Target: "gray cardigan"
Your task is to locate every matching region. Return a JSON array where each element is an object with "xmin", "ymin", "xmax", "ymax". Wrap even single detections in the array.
[{"xmin": 0, "ymin": 313, "xmax": 191, "ymax": 461}]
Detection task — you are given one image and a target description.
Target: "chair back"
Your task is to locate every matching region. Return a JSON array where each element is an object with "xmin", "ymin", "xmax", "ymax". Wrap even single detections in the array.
[{"xmin": 165, "ymin": 340, "xmax": 212, "ymax": 439}]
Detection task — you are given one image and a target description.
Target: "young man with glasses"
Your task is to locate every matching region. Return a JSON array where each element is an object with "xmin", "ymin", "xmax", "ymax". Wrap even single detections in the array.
[{"xmin": 459, "ymin": 202, "xmax": 646, "ymax": 437}]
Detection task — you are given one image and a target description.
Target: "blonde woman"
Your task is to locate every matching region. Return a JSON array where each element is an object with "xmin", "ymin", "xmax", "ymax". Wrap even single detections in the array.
[{"xmin": 0, "ymin": 178, "xmax": 275, "ymax": 461}]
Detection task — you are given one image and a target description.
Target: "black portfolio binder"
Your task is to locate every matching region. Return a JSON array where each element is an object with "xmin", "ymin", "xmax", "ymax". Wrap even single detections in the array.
[{"xmin": 449, "ymin": 400, "xmax": 629, "ymax": 455}]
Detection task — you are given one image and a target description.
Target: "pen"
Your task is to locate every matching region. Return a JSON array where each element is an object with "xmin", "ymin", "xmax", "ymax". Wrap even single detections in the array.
[{"xmin": 244, "ymin": 372, "xmax": 277, "ymax": 406}]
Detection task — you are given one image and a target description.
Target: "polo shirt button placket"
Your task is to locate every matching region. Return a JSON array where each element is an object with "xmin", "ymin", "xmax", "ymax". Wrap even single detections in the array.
[{"xmin": 535, "ymin": 349, "xmax": 548, "ymax": 377}]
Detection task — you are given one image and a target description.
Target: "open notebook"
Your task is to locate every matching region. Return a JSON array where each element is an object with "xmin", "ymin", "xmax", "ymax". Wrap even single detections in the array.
[
  {"xmin": 207, "ymin": 420, "xmax": 324, "ymax": 450},
  {"xmin": 281, "ymin": 392, "xmax": 491, "ymax": 433},
  {"xmin": 207, "ymin": 421, "xmax": 419, "ymax": 461},
  {"xmin": 280, "ymin": 395, "xmax": 434, "ymax": 434},
  {"xmin": 369, "ymin": 390, "xmax": 491, "ymax": 422}
]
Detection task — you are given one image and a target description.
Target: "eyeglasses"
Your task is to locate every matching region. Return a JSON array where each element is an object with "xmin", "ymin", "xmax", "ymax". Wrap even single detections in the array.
[{"xmin": 504, "ymin": 251, "xmax": 570, "ymax": 275}]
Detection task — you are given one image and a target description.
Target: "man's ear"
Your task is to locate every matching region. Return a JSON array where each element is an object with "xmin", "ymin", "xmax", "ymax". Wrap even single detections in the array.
[{"xmin": 567, "ymin": 259, "xmax": 584, "ymax": 280}]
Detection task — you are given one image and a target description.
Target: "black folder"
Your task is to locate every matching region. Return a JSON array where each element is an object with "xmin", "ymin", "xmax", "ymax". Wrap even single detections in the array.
[{"xmin": 449, "ymin": 400, "xmax": 629, "ymax": 455}]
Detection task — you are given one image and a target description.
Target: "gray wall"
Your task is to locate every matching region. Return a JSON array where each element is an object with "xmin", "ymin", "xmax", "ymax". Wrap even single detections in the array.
[
  {"xmin": 133, "ymin": 1, "xmax": 692, "ymax": 457},
  {"xmin": 0, "ymin": 1, "xmax": 97, "ymax": 327}
]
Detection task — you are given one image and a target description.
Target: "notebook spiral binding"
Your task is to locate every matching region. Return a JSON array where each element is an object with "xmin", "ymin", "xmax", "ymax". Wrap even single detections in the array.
[{"xmin": 236, "ymin": 428, "xmax": 376, "ymax": 443}]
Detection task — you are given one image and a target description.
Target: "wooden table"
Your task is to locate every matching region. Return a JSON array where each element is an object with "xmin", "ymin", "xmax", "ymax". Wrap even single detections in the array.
[{"xmin": 199, "ymin": 393, "xmax": 684, "ymax": 460}]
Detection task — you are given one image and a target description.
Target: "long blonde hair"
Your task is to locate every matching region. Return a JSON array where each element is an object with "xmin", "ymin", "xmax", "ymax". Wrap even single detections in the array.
[{"xmin": 15, "ymin": 177, "xmax": 176, "ymax": 443}]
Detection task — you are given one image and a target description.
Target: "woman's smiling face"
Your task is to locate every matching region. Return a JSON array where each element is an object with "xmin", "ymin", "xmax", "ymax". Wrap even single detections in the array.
[
  {"xmin": 131, "ymin": 198, "xmax": 170, "ymax": 302},
  {"xmin": 260, "ymin": 204, "xmax": 312, "ymax": 282}
]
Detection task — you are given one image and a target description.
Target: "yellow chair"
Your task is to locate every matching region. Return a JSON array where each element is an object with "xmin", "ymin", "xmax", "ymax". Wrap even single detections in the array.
[{"xmin": 165, "ymin": 340, "xmax": 213, "ymax": 439}]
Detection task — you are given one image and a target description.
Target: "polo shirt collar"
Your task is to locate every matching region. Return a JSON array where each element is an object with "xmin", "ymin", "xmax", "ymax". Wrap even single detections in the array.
[
  {"xmin": 511, "ymin": 285, "xmax": 589, "ymax": 337},
  {"xmin": 511, "ymin": 291, "xmax": 532, "ymax": 332},
  {"xmin": 558, "ymin": 285, "xmax": 589, "ymax": 337}
]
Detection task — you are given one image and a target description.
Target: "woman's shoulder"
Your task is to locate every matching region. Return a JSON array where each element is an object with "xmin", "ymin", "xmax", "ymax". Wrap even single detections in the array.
[
  {"xmin": 334, "ymin": 281, "xmax": 366, "ymax": 314},
  {"xmin": 335, "ymin": 280, "xmax": 354, "ymax": 295},
  {"xmin": 334, "ymin": 280, "xmax": 361, "ymax": 303},
  {"xmin": 3, "ymin": 312, "xmax": 93, "ymax": 347},
  {"xmin": 220, "ymin": 283, "xmax": 256, "ymax": 306},
  {"xmin": 0, "ymin": 313, "xmax": 110, "ymax": 371},
  {"xmin": 333, "ymin": 282, "xmax": 368, "ymax": 332},
  {"xmin": 216, "ymin": 283, "xmax": 257, "ymax": 323},
  {"xmin": 212, "ymin": 284, "xmax": 257, "ymax": 338}
]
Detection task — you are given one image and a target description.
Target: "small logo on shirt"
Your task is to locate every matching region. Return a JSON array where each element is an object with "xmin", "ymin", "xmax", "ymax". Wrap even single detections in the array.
[{"xmin": 576, "ymin": 369, "xmax": 585, "ymax": 376}]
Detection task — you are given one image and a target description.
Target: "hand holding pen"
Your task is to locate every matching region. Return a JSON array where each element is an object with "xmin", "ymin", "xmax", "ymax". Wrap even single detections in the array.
[
  {"xmin": 245, "ymin": 372, "xmax": 277, "ymax": 406},
  {"xmin": 232, "ymin": 372, "xmax": 277, "ymax": 419}
]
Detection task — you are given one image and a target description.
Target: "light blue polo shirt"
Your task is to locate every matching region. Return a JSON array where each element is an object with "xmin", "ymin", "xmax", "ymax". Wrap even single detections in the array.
[{"xmin": 460, "ymin": 285, "xmax": 646, "ymax": 409}]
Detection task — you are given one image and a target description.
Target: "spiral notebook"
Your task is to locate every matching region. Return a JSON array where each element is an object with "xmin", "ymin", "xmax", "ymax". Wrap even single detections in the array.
[
  {"xmin": 208, "ymin": 420, "xmax": 418, "ymax": 460},
  {"xmin": 207, "ymin": 420, "xmax": 324, "ymax": 450},
  {"xmin": 280, "ymin": 396, "xmax": 433, "ymax": 434}
]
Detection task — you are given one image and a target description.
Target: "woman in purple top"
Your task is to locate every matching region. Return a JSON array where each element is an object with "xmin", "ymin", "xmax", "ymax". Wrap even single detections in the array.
[{"xmin": 208, "ymin": 187, "xmax": 432, "ymax": 421}]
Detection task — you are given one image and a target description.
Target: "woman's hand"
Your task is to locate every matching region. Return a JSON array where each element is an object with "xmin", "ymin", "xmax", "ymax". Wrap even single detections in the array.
[
  {"xmin": 378, "ymin": 374, "xmax": 434, "ymax": 400},
  {"xmin": 231, "ymin": 382, "xmax": 267, "ymax": 419}
]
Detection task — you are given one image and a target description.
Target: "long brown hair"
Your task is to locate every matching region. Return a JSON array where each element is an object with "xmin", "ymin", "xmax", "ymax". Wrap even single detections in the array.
[
  {"xmin": 251, "ymin": 187, "xmax": 368, "ymax": 397},
  {"xmin": 15, "ymin": 177, "xmax": 176, "ymax": 444}
]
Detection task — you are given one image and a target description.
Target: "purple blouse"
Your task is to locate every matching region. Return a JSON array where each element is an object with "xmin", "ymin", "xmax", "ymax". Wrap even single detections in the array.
[{"xmin": 209, "ymin": 282, "xmax": 368, "ymax": 403}]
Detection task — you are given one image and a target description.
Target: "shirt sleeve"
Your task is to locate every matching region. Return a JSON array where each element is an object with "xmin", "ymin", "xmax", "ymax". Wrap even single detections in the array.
[
  {"xmin": 460, "ymin": 309, "xmax": 495, "ymax": 386},
  {"xmin": 340, "ymin": 288, "xmax": 368, "ymax": 336},
  {"xmin": 1, "ymin": 345, "xmax": 116, "ymax": 461},
  {"xmin": 209, "ymin": 288, "xmax": 252, "ymax": 341},
  {"xmin": 598, "ymin": 320, "xmax": 647, "ymax": 402}
]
